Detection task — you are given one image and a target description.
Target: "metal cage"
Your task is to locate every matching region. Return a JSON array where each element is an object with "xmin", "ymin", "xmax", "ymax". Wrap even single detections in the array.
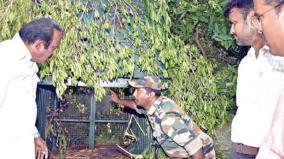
[{"xmin": 35, "ymin": 81, "xmax": 152, "ymax": 155}]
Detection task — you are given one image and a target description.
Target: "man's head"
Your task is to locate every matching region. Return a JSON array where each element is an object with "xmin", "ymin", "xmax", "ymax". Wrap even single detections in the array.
[
  {"xmin": 128, "ymin": 76, "xmax": 162, "ymax": 107},
  {"xmin": 19, "ymin": 18, "xmax": 64, "ymax": 63},
  {"xmin": 224, "ymin": 0, "xmax": 259, "ymax": 46},
  {"xmin": 253, "ymin": 0, "xmax": 284, "ymax": 56}
]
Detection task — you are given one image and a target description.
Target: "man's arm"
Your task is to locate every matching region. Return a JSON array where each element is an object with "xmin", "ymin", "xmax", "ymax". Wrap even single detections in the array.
[
  {"xmin": 0, "ymin": 79, "xmax": 9, "ymax": 108},
  {"xmin": 0, "ymin": 72, "xmax": 13, "ymax": 108},
  {"xmin": 110, "ymin": 90, "xmax": 136, "ymax": 109},
  {"xmin": 34, "ymin": 127, "xmax": 48, "ymax": 159},
  {"xmin": 191, "ymin": 148, "xmax": 205, "ymax": 159}
]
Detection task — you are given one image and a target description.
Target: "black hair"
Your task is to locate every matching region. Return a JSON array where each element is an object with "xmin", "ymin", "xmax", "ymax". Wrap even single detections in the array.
[
  {"xmin": 264, "ymin": 0, "xmax": 284, "ymax": 14},
  {"xmin": 19, "ymin": 18, "xmax": 64, "ymax": 49},
  {"xmin": 144, "ymin": 87, "xmax": 161, "ymax": 97},
  {"xmin": 224, "ymin": 0, "xmax": 254, "ymax": 19},
  {"xmin": 264, "ymin": 0, "xmax": 284, "ymax": 4}
]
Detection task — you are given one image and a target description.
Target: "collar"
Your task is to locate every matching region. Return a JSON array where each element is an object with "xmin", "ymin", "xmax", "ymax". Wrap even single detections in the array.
[
  {"xmin": 247, "ymin": 45, "xmax": 269, "ymax": 59},
  {"xmin": 263, "ymin": 50, "xmax": 284, "ymax": 73},
  {"xmin": 12, "ymin": 33, "xmax": 32, "ymax": 61},
  {"xmin": 147, "ymin": 97, "xmax": 162, "ymax": 115}
]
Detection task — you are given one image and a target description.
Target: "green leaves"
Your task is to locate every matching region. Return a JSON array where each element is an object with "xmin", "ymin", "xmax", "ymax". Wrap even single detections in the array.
[
  {"xmin": 0, "ymin": 1, "xmax": 237, "ymax": 155},
  {"xmin": 169, "ymin": 0, "xmax": 234, "ymax": 50},
  {"xmin": 0, "ymin": 0, "xmax": 32, "ymax": 40}
]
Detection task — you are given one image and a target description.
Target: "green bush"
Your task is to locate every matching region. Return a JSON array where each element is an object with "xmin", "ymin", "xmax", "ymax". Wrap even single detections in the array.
[{"xmin": 1, "ymin": 0, "xmax": 238, "ymax": 158}]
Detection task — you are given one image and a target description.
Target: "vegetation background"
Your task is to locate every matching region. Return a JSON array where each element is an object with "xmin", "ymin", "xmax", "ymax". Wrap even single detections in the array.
[{"xmin": 0, "ymin": 0, "xmax": 247, "ymax": 158}]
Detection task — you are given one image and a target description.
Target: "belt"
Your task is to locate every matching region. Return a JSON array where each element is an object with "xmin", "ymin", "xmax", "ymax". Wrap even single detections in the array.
[{"xmin": 233, "ymin": 143, "xmax": 259, "ymax": 156}]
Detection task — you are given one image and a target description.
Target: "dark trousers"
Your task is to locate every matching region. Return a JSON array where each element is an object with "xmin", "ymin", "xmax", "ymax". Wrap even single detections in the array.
[{"xmin": 230, "ymin": 148, "xmax": 257, "ymax": 159}]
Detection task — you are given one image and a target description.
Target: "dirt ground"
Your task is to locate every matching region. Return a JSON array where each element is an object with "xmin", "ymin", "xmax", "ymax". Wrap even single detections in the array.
[
  {"xmin": 50, "ymin": 145, "xmax": 130, "ymax": 159},
  {"xmin": 49, "ymin": 124, "xmax": 232, "ymax": 159},
  {"xmin": 215, "ymin": 123, "xmax": 231, "ymax": 158}
]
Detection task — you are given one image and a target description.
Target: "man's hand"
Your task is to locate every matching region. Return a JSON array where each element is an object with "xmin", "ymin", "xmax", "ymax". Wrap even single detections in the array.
[
  {"xmin": 191, "ymin": 148, "xmax": 205, "ymax": 159},
  {"xmin": 109, "ymin": 89, "xmax": 136, "ymax": 110},
  {"xmin": 34, "ymin": 136, "xmax": 48, "ymax": 159},
  {"xmin": 110, "ymin": 90, "xmax": 120, "ymax": 104}
]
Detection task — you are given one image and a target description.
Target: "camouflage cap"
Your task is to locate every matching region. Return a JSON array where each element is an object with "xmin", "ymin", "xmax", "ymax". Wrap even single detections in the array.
[{"xmin": 128, "ymin": 76, "xmax": 162, "ymax": 90}]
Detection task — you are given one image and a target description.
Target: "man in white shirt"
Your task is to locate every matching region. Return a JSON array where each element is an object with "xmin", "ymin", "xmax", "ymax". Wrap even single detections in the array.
[
  {"xmin": 224, "ymin": 0, "xmax": 284, "ymax": 158},
  {"xmin": 253, "ymin": 0, "xmax": 284, "ymax": 158},
  {"xmin": 0, "ymin": 18, "xmax": 64, "ymax": 159}
]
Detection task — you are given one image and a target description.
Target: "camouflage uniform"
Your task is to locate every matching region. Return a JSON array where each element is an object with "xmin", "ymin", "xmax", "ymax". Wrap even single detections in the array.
[{"xmin": 129, "ymin": 76, "xmax": 216, "ymax": 159}]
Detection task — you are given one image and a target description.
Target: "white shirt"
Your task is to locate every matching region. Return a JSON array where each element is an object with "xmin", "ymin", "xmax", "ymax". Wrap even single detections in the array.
[
  {"xmin": 0, "ymin": 33, "xmax": 40, "ymax": 159},
  {"xmin": 256, "ymin": 55, "xmax": 284, "ymax": 159},
  {"xmin": 231, "ymin": 46, "xmax": 284, "ymax": 147},
  {"xmin": 256, "ymin": 86, "xmax": 284, "ymax": 159}
]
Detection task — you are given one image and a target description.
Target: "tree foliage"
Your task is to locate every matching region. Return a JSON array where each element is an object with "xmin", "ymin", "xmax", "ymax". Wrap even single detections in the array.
[{"xmin": 1, "ymin": 0, "xmax": 237, "ymax": 157}]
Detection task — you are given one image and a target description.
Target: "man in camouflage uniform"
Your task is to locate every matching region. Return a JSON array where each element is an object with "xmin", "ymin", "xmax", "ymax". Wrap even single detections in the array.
[{"xmin": 111, "ymin": 76, "xmax": 215, "ymax": 159}]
